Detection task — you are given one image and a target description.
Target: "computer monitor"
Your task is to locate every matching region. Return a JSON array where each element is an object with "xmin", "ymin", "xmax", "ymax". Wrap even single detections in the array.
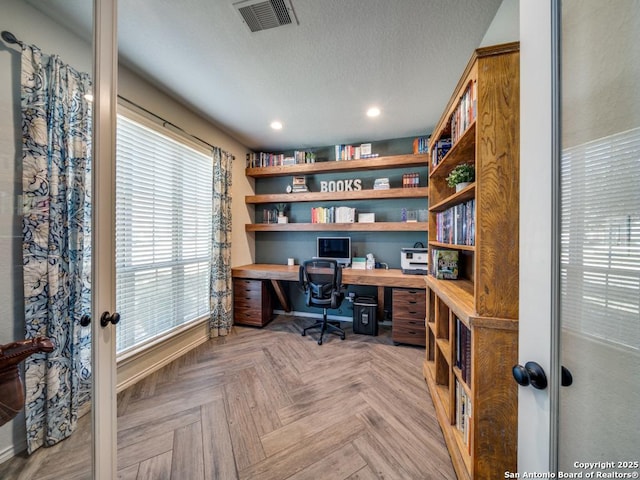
[{"xmin": 316, "ymin": 236, "xmax": 351, "ymax": 266}]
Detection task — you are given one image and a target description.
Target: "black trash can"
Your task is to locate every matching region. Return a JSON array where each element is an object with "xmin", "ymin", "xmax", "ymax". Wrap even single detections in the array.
[{"xmin": 353, "ymin": 296, "xmax": 378, "ymax": 336}]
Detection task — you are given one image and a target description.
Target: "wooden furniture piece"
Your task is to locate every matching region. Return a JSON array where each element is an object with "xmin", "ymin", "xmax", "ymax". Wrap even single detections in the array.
[
  {"xmin": 245, "ymin": 153, "xmax": 428, "ymax": 232},
  {"xmin": 232, "ymin": 264, "xmax": 425, "ymax": 324},
  {"xmin": 232, "ymin": 278, "xmax": 273, "ymax": 327},
  {"xmin": 0, "ymin": 337, "xmax": 54, "ymax": 426},
  {"xmin": 422, "ymin": 42, "xmax": 520, "ymax": 480},
  {"xmin": 391, "ymin": 288, "xmax": 426, "ymax": 346}
]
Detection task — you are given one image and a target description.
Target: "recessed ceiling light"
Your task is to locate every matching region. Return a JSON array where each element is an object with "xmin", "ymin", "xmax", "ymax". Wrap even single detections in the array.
[
  {"xmin": 270, "ymin": 121, "xmax": 283, "ymax": 130},
  {"xmin": 366, "ymin": 107, "xmax": 381, "ymax": 118}
]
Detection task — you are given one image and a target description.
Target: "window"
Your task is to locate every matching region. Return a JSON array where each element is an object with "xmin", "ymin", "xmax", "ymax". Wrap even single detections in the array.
[
  {"xmin": 560, "ymin": 126, "xmax": 640, "ymax": 351},
  {"xmin": 115, "ymin": 110, "xmax": 212, "ymax": 354}
]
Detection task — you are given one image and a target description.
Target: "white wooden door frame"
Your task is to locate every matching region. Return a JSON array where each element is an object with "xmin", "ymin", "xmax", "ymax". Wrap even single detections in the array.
[
  {"xmin": 518, "ymin": 0, "xmax": 559, "ymax": 473},
  {"xmin": 92, "ymin": 0, "xmax": 118, "ymax": 477}
]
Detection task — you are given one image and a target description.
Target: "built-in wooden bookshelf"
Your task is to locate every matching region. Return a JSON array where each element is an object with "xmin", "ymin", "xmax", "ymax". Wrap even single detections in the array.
[
  {"xmin": 245, "ymin": 153, "xmax": 429, "ymax": 232},
  {"xmin": 423, "ymin": 42, "xmax": 520, "ymax": 480}
]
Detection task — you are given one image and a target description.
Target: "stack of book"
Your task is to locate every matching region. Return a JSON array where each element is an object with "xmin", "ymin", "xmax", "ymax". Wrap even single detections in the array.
[
  {"xmin": 450, "ymin": 80, "xmax": 477, "ymax": 143},
  {"xmin": 334, "ymin": 143, "xmax": 378, "ymax": 161},
  {"xmin": 351, "ymin": 257, "xmax": 366, "ymax": 270},
  {"xmin": 373, "ymin": 178, "xmax": 390, "ymax": 190},
  {"xmin": 402, "ymin": 172, "xmax": 420, "ymax": 188},
  {"xmin": 247, "ymin": 152, "xmax": 286, "ymax": 168},
  {"xmin": 435, "ymin": 199, "xmax": 475, "ymax": 246},
  {"xmin": 455, "ymin": 318, "xmax": 472, "ymax": 384},
  {"xmin": 311, "ymin": 206, "xmax": 356, "ymax": 223},
  {"xmin": 291, "ymin": 176, "xmax": 309, "ymax": 193},
  {"xmin": 413, "ymin": 136, "xmax": 430, "ymax": 154},
  {"xmin": 247, "ymin": 150, "xmax": 316, "ymax": 168},
  {"xmin": 455, "ymin": 378, "xmax": 472, "ymax": 449},
  {"xmin": 430, "ymin": 138, "xmax": 452, "ymax": 168},
  {"xmin": 455, "ymin": 317, "xmax": 472, "ymax": 449}
]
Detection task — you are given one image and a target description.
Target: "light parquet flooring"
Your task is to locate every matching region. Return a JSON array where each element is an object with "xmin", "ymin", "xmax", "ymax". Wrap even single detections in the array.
[{"xmin": 0, "ymin": 315, "xmax": 455, "ymax": 479}]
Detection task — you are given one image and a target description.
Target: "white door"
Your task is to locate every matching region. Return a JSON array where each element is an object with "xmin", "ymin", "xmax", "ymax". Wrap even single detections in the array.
[
  {"xmin": 0, "ymin": 1, "xmax": 117, "ymax": 477},
  {"xmin": 519, "ymin": 0, "xmax": 640, "ymax": 474},
  {"xmin": 92, "ymin": 0, "xmax": 119, "ymax": 477}
]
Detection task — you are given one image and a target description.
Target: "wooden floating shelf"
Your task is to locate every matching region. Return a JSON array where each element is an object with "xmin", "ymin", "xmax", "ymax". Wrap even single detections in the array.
[
  {"xmin": 246, "ymin": 153, "xmax": 429, "ymax": 178},
  {"xmin": 246, "ymin": 187, "xmax": 429, "ymax": 204},
  {"xmin": 246, "ymin": 221, "xmax": 428, "ymax": 232}
]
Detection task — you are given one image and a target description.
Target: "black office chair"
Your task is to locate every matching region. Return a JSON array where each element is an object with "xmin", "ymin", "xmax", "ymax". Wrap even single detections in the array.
[{"xmin": 299, "ymin": 259, "xmax": 346, "ymax": 345}]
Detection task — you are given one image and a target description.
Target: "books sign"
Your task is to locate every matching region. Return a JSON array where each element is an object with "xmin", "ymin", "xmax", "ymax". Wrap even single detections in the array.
[{"xmin": 319, "ymin": 179, "xmax": 362, "ymax": 192}]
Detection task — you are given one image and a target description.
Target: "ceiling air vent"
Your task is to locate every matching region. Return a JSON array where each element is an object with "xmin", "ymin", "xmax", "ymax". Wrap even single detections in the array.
[{"xmin": 233, "ymin": 0, "xmax": 298, "ymax": 33}]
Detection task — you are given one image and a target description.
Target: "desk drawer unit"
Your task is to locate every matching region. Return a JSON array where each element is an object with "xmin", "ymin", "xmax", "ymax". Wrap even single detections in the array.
[
  {"xmin": 233, "ymin": 279, "xmax": 273, "ymax": 327},
  {"xmin": 392, "ymin": 288, "xmax": 426, "ymax": 346}
]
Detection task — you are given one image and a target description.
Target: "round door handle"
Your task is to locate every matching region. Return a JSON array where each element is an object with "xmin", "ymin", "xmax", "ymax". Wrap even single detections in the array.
[
  {"xmin": 561, "ymin": 365, "xmax": 573, "ymax": 387},
  {"xmin": 100, "ymin": 311, "xmax": 121, "ymax": 328},
  {"xmin": 80, "ymin": 314, "xmax": 91, "ymax": 327},
  {"xmin": 512, "ymin": 361, "xmax": 548, "ymax": 390}
]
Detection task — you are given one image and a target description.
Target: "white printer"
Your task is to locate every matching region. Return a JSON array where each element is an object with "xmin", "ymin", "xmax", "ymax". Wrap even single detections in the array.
[{"xmin": 401, "ymin": 246, "xmax": 428, "ymax": 274}]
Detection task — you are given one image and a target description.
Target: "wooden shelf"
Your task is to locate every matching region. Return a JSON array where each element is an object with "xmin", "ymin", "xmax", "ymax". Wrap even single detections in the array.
[
  {"xmin": 453, "ymin": 367, "xmax": 472, "ymax": 396},
  {"xmin": 246, "ymin": 221, "xmax": 428, "ymax": 232},
  {"xmin": 429, "ymin": 184, "xmax": 475, "ymax": 212},
  {"xmin": 452, "ymin": 427, "xmax": 473, "ymax": 475},
  {"xmin": 428, "ymin": 241, "xmax": 475, "ymax": 253},
  {"xmin": 246, "ymin": 187, "xmax": 428, "ymax": 204},
  {"xmin": 425, "ymin": 276, "xmax": 474, "ymax": 325},
  {"xmin": 430, "ymin": 122, "xmax": 477, "ymax": 179},
  {"xmin": 423, "ymin": 361, "xmax": 469, "ymax": 480},
  {"xmin": 436, "ymin": 338, "xmax": 451, "ymax": 363},
  {"xmin": 246, "ymin": 153, "xmax": 429, "ymax": 178}
]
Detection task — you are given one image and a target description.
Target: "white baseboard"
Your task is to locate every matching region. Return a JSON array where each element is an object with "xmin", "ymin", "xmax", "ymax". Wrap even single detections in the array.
[
  {"xmin": 0, "ymin": 440, "xmax": 26, "ymax": 464},
  {"xmin": 116, "ymin": 319, "xmax": 210, "ymax": 392}
]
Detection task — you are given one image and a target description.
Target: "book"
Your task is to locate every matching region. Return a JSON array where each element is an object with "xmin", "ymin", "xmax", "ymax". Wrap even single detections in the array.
[
  {"xmin": 351, "ymin": 257, "xmax": 366, "ymax": 270},
  {"xmin": 373, "ymin": 178, "xmax": 390, "ymax": 190},
  {"xmin": 431, "ymin": 249, "xmax": 459, "ymax": 279},
  {"xmin": 358, "ymin": 213, "xmax": 375, "ymax": 223}
]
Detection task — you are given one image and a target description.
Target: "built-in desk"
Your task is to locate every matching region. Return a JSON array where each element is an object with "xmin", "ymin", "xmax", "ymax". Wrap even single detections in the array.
[{"xmin": 232, "ymin": 264, "xmax": 426, "ymax": 320}]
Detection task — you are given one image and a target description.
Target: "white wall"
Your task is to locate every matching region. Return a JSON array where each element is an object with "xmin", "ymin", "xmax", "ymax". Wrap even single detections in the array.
[
  {"xmin": 480, "ymin": 0, "xmax": 519, "ymax": 47},
  {"xmin": 0, "ymin": 0, "xmax": 252, "ymax": 460}
]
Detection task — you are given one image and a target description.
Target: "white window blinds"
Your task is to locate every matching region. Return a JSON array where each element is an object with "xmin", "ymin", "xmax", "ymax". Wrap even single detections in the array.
[
  {"xmin": 115, "ymin": 112, "xmax": 212, "ymax": 354},
  {"xmin": 560, "ymin": 126, "xmax": 640, "ymax": 351}
]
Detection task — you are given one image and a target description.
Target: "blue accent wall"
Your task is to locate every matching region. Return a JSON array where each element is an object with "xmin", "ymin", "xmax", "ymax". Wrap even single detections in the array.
[{"xmin": 253, "ymin": 137, "xmax": 428, "ymax": 318}]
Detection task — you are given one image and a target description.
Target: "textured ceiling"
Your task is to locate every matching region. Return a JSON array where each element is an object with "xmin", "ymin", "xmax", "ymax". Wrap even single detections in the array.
[{"xmin": 27, "ymin": 0, "xmax": 504, "ymax": 151}]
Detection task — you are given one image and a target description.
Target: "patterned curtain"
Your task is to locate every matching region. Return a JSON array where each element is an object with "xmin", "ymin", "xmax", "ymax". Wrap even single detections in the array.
[
  {"xmin": 20, "ymin": 44, "xmax": 92, "ymax": 453},
  {"xmin": 210, "ymin": 147, "xmax": 234, "ymax": 337}
]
